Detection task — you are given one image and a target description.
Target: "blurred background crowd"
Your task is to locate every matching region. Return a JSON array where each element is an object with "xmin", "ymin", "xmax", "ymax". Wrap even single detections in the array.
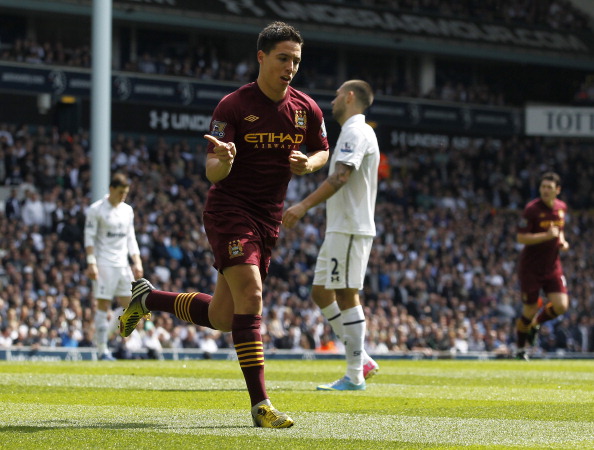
[
  {"xmin": 1, "ymin": 0, "xmax": 593, "ymax": 359},
  {"xmin": 0, "ymin": 123, "xmax": 593, "ymax": 358},
  {"xmin": 1, "ymin": 0, "xmax": 592, "ymax": 107}
]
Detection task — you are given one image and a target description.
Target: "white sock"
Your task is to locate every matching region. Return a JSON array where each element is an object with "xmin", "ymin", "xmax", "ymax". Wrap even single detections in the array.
[
  {"xmin": 107, "ymin": 306, "xmax": 124, "ymax": 339},
  {"xmin": 108, "ymin": 306, "xmax": 125, "ymax": 337},
  {"xmin": 342, "ymin": 306, "xmax": 366, "ymax": 385},
  {"xmin": 251, "ymin": 398, "xmax": 272, "ymax": 417},
  {"xmin": 94, "ymin": 310, "xmax": 109, "ymax": 354},
  {"xmin": 320, "ymin": 302, "xmax": 344, "ymax": 342}
]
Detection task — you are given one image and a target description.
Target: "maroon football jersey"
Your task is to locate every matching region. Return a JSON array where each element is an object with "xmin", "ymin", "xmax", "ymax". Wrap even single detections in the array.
[
  {"xmin": 517, "ymin": 197, "xmax": 567, "ymax": 277},
  {"xmin": 205, "ymin": 82, "xmax": 328, "ymax": 235}
]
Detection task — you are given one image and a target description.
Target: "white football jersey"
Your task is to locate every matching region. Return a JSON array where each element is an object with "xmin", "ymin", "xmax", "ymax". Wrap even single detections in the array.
[
  {"xmin": 326, "ymin": 114, "xmax": 379, "ymax": 236},
  {"xmin": 84, "ymin": 195, "xmax": 140, "ymax": 267}
]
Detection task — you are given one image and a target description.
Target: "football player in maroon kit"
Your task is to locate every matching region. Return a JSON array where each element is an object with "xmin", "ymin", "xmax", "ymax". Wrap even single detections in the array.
[
  {"xmin": 515, "ymin": 172, "xmax": 570, "ymax": 360},
  {"xmin": 120, "ymin": 21, "xmax": 329, "ymax": 427}
]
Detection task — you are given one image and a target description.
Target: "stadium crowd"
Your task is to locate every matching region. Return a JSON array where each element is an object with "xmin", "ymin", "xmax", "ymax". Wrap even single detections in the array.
[
  {"xmin": 0, "ymin": 37, "xmax": 507, "ymax": 106},
  {"xmin": 362, "ymin": 0, "xmax": 591, "ymax": 31},
  {"xmin": 0, "ymin": 123, "xmax": 593, "ymax": 358},
  {"xmin": 574, "ymin": 74, "xmax": 594, "ymax": 104},
  {"xmin": 0, "ymin": 0, "xmax": 592, "ymax": 359},
  {"xmin": 1, "ymin": 0, "xmax": 591, "ymax": 107}
]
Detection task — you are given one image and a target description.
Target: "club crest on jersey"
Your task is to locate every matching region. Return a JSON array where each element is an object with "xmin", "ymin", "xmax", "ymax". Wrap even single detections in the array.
[
  {"xmin": 228, "ymin": 240, "xmax": 244, "ymax": 258},
  {"xmin": 211, "ymin": 121, "xmax": 227, "ymax": 138},
  {"xmin": 294, "ymin": 110, "xmax": 307, "ymax": 129}
]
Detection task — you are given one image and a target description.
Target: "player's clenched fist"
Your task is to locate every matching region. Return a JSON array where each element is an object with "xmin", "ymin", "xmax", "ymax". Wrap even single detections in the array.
[
  {"xmin": 547, "ymin": 225, "xmax": 560, "ymax": 239},
  {"xmin": 282, "ymin": 203, "xmax": 306, "ymax": 229},
  {"xmin": 204, "ymin": 134, "xmax": 236, "ymax": 165},
  {"xmin": 289, "ymin": 149, "xmax": 311, "ymax": 175}
]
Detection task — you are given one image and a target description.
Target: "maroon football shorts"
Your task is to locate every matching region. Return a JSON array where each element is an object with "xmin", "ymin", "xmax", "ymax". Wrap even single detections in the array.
[
  {"xmin": 519, "ymin": 271, "xmax": 567, "ymax": 305},
  {"xmin": 203, "ymin": 210, "xmax": 276, "ymax": 281}
]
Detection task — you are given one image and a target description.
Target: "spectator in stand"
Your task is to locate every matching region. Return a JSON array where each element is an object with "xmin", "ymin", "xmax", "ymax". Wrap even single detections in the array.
[
  {"xmin": 21, "ymin": 191, "xmax": 45, "ymax": 227},
  {"xmin": 4, "ymin": 188, "xmax": 21, "ymax": 220},
  {"xmin": 60, "ymin": 325, "xmax": 81, "ymax": 347},
  {"xmin": 1, "ymin": 123, "xmax": 594, "ymax": 361},
  {"xmin": 142, "ymin": 321, "xmax": 163, "ymax": 359},
  {"xmin": 200, "ymin": 330, "xmax": 220, "ymax": 356},
  {"xmin": 2, "ymin": 0, "xmax": 591, "ymax": 106},
  {"xmin": 574, "ymin": 75, "xmax": 594, "ymax": 104}
]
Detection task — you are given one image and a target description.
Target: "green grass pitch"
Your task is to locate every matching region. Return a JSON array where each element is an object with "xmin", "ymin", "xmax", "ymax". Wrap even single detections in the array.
[{"xmin": 0, "ymin": 358, "xmax": 593, "ymax": 449}]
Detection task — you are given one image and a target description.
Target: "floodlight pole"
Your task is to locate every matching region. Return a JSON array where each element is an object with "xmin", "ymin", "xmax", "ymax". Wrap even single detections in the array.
[{"xmin": 90, "ymin": 0, "xmax": 112, "ymax": 202}]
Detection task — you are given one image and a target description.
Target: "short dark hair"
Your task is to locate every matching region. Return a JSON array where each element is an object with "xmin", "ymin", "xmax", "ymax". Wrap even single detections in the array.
[
  {"xmin": 110, "ymin": 172, "xmax": 130, "ymax": 188},
  {"xmin": 257, "ymin": 21, "xmax": 303, "ymax": 54},
  {"xmin": 343, "ymin": 79, "xmax": 374, "ymax": 110},
  {"xmin": 541, "ymin": 171, "xmax": 561, "ymax": 187}
]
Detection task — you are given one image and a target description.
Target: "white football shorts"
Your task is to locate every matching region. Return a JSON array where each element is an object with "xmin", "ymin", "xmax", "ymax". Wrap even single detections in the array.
[
  {"xmin": 313, "ymin": 232, "xmax": 373, "ymax": 290},
  {"xmin": 93, "ymin": 265, "xmax": 135, "ymax": 300}
]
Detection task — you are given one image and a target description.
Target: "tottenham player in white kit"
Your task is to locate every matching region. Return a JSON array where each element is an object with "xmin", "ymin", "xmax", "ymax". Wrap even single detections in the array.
[
  {"xmin": 283, "ymin": 79, "xmax": 380, "ymax": 390},
  {"xmin": 85, "ymin": 173, "xmax": 143, "ymax": 360}
]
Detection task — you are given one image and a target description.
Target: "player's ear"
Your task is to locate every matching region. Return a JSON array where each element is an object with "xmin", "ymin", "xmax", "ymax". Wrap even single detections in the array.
[{"xmin": 347, "ymin": 90, "xmax": 356, "ymax": 104}]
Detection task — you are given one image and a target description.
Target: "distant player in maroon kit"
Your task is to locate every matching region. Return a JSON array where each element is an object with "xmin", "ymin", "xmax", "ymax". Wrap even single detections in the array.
[
  {"xmin": 119, "ymin": 22, "xmax": 329, "ymax": 427},
  {"xmin": 515, "ymin": 172, "xmax": 569, "ymax": 360}
]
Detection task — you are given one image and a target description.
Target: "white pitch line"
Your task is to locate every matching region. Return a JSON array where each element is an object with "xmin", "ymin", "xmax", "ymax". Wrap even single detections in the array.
[
  {"xmin": 0, "ymin": 403, "xmax": 592, "ymax": 447},
  {"xmin": 0, "ymin": 373, "xmax": 592, "ymax": 404}
]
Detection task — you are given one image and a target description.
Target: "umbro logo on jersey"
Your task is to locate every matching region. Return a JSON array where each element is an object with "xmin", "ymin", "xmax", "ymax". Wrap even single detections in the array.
[{"xmin": 244, "ymin": 115, "xmax": 259, "ymax": 122}]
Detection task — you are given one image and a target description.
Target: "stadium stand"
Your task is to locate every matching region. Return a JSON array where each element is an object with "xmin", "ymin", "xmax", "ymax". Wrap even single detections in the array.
[
  {"xmin": 1, "ymin": 125, "xmax": 593, "ymax": 358},
  {"xmin": 0, "ymin": 0, "xmax": 593, "ymax": 359}
]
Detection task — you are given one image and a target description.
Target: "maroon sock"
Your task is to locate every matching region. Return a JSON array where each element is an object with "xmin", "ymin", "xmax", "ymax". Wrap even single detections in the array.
[
  {"xmin": 516, "ymin": 315, "xmax": 532, "ymax": 348},
  {"xmin": 535, "ymin": 303, "xmax": 558, "ymax": 325},
  {"xmin": 232, "ymin": 314, "xmax": 267, "ymax": 407},
  {"xmin": 145, "ymin": 290, "xmax": 213, "ymax": 329}
]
